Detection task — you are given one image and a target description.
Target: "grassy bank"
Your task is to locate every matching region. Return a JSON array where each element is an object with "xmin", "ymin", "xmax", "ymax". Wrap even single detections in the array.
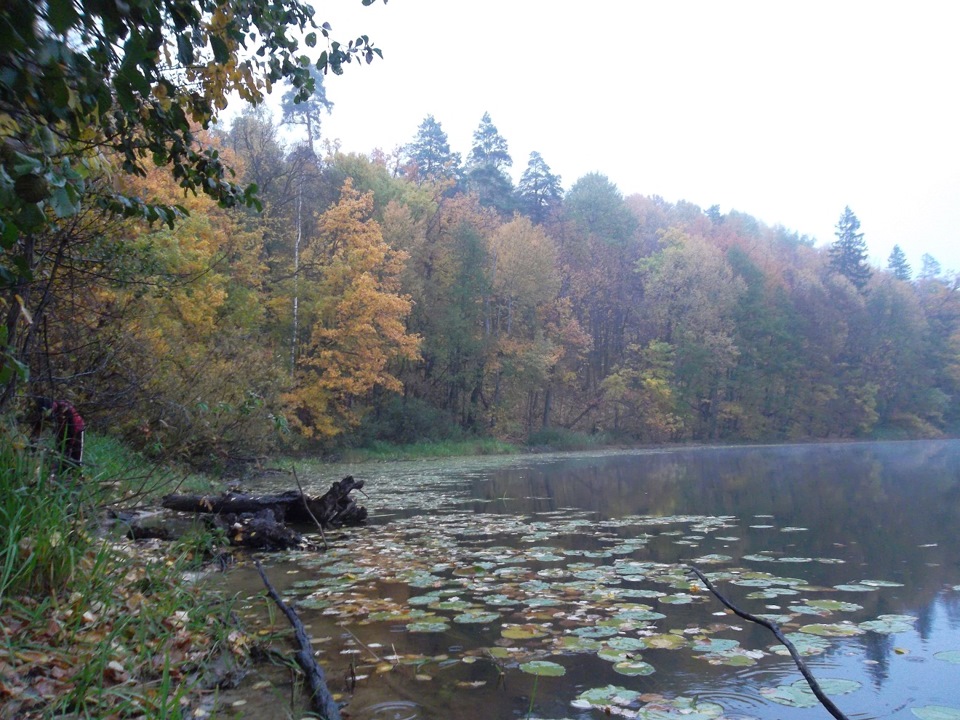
[
  {"xmin": 332, "ymin": 427, "xmax": 615, "ymax": 463},
  {"xmin": 0, "ymin": 431, "xmax": 245, "ymax": 719},
  {"xmin": 335, "ymin": 436, "xmax": 520, "ymax": 463}
]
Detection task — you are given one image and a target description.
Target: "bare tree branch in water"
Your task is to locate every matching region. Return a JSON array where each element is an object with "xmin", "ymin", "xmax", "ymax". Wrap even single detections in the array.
[{"xmin": 685, "ymin": 564, "xmax": 851, "ymax": 720}]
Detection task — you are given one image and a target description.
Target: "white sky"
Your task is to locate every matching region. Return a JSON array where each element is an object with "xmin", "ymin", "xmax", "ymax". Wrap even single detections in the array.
[{"xmin": 292, "ymin": 0, "xmax": 960, "ymax": 274}]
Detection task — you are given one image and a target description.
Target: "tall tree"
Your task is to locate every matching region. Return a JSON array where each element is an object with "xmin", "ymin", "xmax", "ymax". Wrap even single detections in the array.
[
  {"xmin": 829, "ymin": 206, "xmax": 872, "ymax": 290},
  {"xmin": 516, "ymin": 152, "xmax": 563, "ymax": 224},
  {"xmin": 887, "ymin": 244, "xmax": 912, "ymax": 281},
  {"xmin": 920, "ymin": 253, "xmax": 942, "ymax": 280},
  {"xmin": 280, "ymin": 65, "xmax": 334, "ymax": 153},
  {"xmin": 561, "ymin": 174, "xmax": 640, "ymax": 401},
  {"xmin": 285, "ymin": 180, "xmax": 420, "ymax": 439},
  {"xmin": 0, "ymin": 0, "xmax": 385, "ymax": 404},
  {"xmin": 465, "ymin": 112, "xmax": 514, "ymax": 215},
  {"xmin": 404, "ymin": 115, "xmax": 462, "ymax": 187}
]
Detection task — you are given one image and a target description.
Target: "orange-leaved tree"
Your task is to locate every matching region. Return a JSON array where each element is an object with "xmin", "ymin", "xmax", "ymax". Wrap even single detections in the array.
[{"xmin": 285, "ymin": 179, "xmax": 420, "ymax": 438}]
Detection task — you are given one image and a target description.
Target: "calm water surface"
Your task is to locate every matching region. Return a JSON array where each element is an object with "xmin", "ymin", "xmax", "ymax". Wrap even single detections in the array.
[{"xmin": 229, "ymin": 441, "xmax": 960, "ymax": 719}]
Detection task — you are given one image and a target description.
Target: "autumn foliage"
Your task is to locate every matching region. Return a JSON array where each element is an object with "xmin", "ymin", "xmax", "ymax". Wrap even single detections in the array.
[{"xmin": 7, "ymin": 106, "xmax": 960, "ymax": 463}]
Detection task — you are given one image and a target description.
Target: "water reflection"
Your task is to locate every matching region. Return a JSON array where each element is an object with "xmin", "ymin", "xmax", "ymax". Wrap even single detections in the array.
[{"xmin": 257, "ymin": 440, "xmax": 960, "ymax": 720}]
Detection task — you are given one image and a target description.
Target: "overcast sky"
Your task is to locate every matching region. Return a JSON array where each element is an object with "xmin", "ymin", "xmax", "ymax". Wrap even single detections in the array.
[{"xmin": 289, "ymin": 0, "xmax": 960, "ymax": 275}]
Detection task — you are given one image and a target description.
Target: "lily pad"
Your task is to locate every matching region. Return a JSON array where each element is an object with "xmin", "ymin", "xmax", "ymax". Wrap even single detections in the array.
[
  {"xmin": 769, "ymin": 633, "xmax": 832, "ymax": 656},
  {"xmin": 556, "ymin": 635, "xmax": 603, "ymax": 652},
  {"xmin": 805, "ymin": 600, "xmax": 863, "ymax": 613},
  {"xmin": 692, "ymin": 638, "xmax": 740, "ymax": 653},
  {"xmin": 934, "ymin": 651, "xmax": 960, "ymax": 664},
  {"xmin": 406, "ymin": 621, "xmax": 450, "ymax": 633},
  {"xmin": 660, "ymin": 593, "xmax": 699, "ymax": 604},
  {"xmin": 859, "ymin": 614, "xmax": 917, "ymax": 634},
  {"xmin": 634, "ymin": 696, "xmax": 725, "ymax": 719},
  {"xmin": 638, "ymin": 633, "xmax": 690, "ymax": 650},
  {"xmin": 761, "ymin": 678, "xmax": 861, "ymax": 708},
  {"xmin": 502, "ymin": 624, "xmax": 549, "ymax": 640},
  {"xmin": 453, "ymin": 611, "xmax": 501, "ymax": 624},
  {"xmin": 695, "ymin": 648, "xmax": 764, "ymax": 666},
  {"xmin": 912, "ymin": 707, "xmax": 960, "ymax": 720},
  {"xmin": 834, "ymin": 583, "xmax": 878, "ymax": 592},
  {"xmin": 519, "ymin": 660, "xmax": 566, "ymax": 677},
  {"xmin": 407, "ymin": 593, "xmax": 442, "ymax": 606},
  {"xmin": 798, "ymin": 622, "xmax": 865, "ymax": 637},
  {"xmin": 612, "ymin": 659, "xmax": 655, "ymax": 676},
  {"xmin": 571, "ymin": 685, "xmax": 640, "ymax": 710},
  {"xmin": 606, "ymin": 636, "xmax": 646, "ymax": 651},
  {"xmin": 572, "ymin": 625, "xmax": 620, "ymax": 639}
]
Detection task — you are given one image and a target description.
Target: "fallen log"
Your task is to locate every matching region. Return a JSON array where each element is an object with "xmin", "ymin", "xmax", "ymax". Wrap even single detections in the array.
[{"xmin": 161, "ymin": 475, "xmax": 367, "ymax": 528}]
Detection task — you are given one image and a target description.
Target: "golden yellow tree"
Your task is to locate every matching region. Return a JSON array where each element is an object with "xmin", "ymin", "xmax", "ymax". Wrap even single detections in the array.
[{"xmin": 286, "ymin": 180, "xmax": 420, "ymax": 438}]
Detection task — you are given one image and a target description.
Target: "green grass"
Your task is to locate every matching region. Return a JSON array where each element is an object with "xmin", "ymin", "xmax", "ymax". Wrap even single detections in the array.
[
  {"xmin": 0, "ymin": 427, "xmax": 242, "ymax": 718},
  {"xmin": 337, "ymin": 437, "xmax": 521, "ymax": 462},
  {"xmin": 84, "ymin": 432, "xmax": 220, "ymax": 501},
  {"xmin": 526, "ymin": 426, "xmax": 613, "ymax": 451}
]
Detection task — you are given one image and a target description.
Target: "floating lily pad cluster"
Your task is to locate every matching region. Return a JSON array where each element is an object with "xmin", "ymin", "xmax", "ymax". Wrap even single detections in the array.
[{"xmin": 275, "ymin": 496, "xmax": 927, "ymax": 718}]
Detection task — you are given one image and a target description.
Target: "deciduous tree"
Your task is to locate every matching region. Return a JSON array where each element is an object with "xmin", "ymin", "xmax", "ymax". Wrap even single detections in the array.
[{"xmin": 285, "ymin": 180, "xmax": 419, "ymax": 438}]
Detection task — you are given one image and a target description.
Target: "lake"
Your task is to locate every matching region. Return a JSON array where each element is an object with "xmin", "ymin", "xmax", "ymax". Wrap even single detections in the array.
[{"xmin": 235, "ymin": 440, "xmax": 960, "ymax": 720}]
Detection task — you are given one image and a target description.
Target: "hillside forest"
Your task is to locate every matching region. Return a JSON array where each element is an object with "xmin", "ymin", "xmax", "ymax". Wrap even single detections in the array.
[{"xmin": 4, "ymin": 87, "xmax": 959, "ymax": 465}]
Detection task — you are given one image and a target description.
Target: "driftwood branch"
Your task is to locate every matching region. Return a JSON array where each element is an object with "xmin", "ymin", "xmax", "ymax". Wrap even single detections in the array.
[
  {"xmin": 685, "ymin": 565, "xmax": 851, "ymax": 720},
  {"xmin": 292, "ymin": 465, "xmax": 328, "ymax": 550},
  {"xmin": 255, "ymin": 560, "xmax": 342, "ymax": 720}
]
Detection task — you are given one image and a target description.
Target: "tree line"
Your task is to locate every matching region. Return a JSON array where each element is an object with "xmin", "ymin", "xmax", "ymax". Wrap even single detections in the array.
[{"xmin": 3, "ymin": 2, "xmax": 957, "ymax": 465}]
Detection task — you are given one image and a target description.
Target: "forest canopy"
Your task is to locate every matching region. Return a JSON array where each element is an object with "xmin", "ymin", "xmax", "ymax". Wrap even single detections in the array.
[{"xmin": 2, "ymin": 2, "xmax": 958, "ymax": 466}]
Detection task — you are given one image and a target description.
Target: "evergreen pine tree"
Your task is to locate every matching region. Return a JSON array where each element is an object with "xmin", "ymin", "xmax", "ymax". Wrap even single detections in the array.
[
  {"xmin": 465, "ymin": 112, "xmax": 514, "ymax": 215},
  {"xmin": 887, "ymin": 244, "xmax": 912, "ymax": 281},
  {"xmin": 280, "ymin": 65, "xmax": 333, "ymax": 154},
  {"xmin": 920, "ymin": 253, "xmax": 942, "ymax": 280},
  {"xmin": 405, "ymin": 115, "xmax": 462, "ymax": 186},
  {"xmin": 829, "ymin": 206, "xmax": 872, "ymax": 290},
  {"xmin": 516, "ymin": 151, "xmax": 563, "ymax": 224}
]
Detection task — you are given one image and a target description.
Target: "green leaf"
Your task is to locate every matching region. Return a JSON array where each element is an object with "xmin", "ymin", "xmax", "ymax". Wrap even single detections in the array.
[
  {"xmin": 611, "ymin": 659, "xmax": 655, "ymax": 676},
  {"xmin": 210, "ymin": 35, "xmax": 230, "ymax": 64},
  {"xmin": 519, "ymin": 660, "xmax": 566, "ymax": 677},
  {"xmin": 47, "ymin": 0, "xmax": 80, "ymax": 34},
  {"xmin": 406, "ymin": 621, "xmax": 449, "ymax": 633},
  {"xmin": 49, "ymin": 186, "xmax": 78, "ymax": 218},
  {"xmin": 761, "ymin": 678, "xmax": 861, "ymax": 708},
  {"xmin": 859, "ymin": 614, "xmax": 917, "ymax": 634},
  {"xmin": 571, "ymin": 685, "xmax": 640, "ymax": 710},
  {"xmin": 799, "ymin": 623, "xmax": 864, "ymax": 637}
]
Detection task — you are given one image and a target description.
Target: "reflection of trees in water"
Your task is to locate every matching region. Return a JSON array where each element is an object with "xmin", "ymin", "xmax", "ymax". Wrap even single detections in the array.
[
  {"xmin": 861, "ymin": 630, "xmax": 893, "ymax": 687},
  {"xmin": 471, "ymin": 441, "xmax": 960, "ymax": 675}
]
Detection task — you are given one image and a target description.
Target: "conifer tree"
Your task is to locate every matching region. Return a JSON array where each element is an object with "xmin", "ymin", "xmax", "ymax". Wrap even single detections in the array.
[
  {"xmin": 465, "ymin": 112, "xmax": 514, "ymax": 215},
  {"xmin": 887, "ymin": 244, "xmax": 912, "ymax": 281},
  {"xmin": 280, "ymin": 65, "xmax": 334, "ymax": 154},
  {"xmin": 516, "ymin": 152, "xmax": 563, "ymax": 224},
  {"xmin": 920, "ymin": 253, "xmax": 942, "ymax": 280},
  {"xmin": 405, "ymin": 115, "xmax": 462, "ymax": 186},
  {"xmin": 829, "ymin": 206, "xmax": 872, "ymax": 290}
]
